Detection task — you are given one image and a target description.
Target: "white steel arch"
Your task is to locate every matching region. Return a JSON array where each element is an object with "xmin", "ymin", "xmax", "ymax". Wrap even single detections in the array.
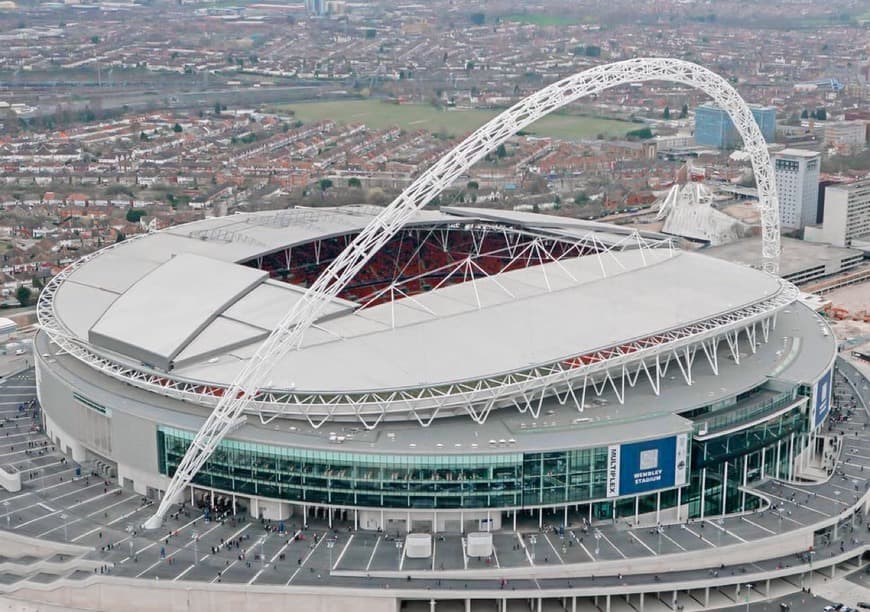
[{"xmin": 145, "ymin": 57, "xmax": 781, "ymax": 529}]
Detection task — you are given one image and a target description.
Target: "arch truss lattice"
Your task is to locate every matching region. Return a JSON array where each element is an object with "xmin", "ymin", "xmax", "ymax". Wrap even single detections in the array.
[{"xmin": 144, "ymin": 57, "xmax": 781, "ymax": 528}]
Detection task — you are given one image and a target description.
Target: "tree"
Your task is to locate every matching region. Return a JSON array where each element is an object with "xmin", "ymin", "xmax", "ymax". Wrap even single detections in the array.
[
  {"xmin": 319, "ymin": 178, "xmax": 333, "ymax": 192},
  {"xmin": 663, "ymin": 106, "xmax": 671, "ymax": 120},
  {"xmin": 574, "ymin": 192, "xmax": 589, "ymax": 205},
  {"xmin": 214, "ymin": 101, "xmax": 222, "ymax": 115},
  {"xmin": 90, "ymin": 35, "xmax": 100, "ymax": 44},
  {"xmin": 365, "ymin": 29, "xmax": 377, "ymax": 39},
  {"xmin": 816, "ymin": 108, "xmax": 827, "ymax": 121},
  {"xmin": 126, "ymin": 208, "xmax": 147, "ymax": 223},
  {"xmin": 470, "ymin": 12, "xmax": 485, "ymax": 26},
  {"xmin": 139, "ymin": 131, "xmax": 148, "ymax": 141},
  {"xmin": 172, "ymin": 123, "xmax": 183, "ymax": 133},
  {"xmin": 584, "ymin": 45, "xmax": 601, "ymax": 57},
  {"xmin": 15, "ymin": 286, "xmax": 30, "ymax": 306},
  {"xmin": 115, "ymin": 231, "xmax": 126, "ymax": 243},
  {"xmin": 679, "ymin": 104, "xmax": 688, "ymax": 119},
  {"xmin": 466, "ymin": 181, "xmax": 479, "ymax": 190},
  {"xmin": 348, "ymin": 177, "xmax": 362, "ymax": 188},
  {"xmin": 465, "ymin": 60, "xmax": 475, "ymax": 72},
  {"xmin": 626, "ymin": 127, "xmax": 654, "ymax": 140},
  {"xmin": 496, "ymin": 143, "xmax": 507, "ymax": 158}
]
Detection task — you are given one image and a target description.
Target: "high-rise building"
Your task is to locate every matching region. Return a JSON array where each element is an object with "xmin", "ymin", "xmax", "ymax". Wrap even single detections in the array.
[
  {"xmin": 305, "ymin": 0, "xmax": 326, "ymax": 16},
  {"xmin": 773, "ymin": 148, "xmax": 820, "ymax": 231},
  {"xmin": 805, "ymin": 179, "xmax": 870, "ymax": 247},
  {"xmin": 694, "ymin": 103, "xmax": 777, "ymax": 148}
]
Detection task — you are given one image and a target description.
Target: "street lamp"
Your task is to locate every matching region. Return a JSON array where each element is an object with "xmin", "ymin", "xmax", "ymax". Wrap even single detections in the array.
[
  {"xmin": 529, "ymin": 535, "xmax": 537, "ymax": 564},
  {"xmin": 127, "ymin": 524, "xmax": 134, "ymax": 559},
  {"xmin": 192, "ymin": 531, "xmax": 198, "ymax": 564},
  {"xmin": 809, "ymin": 550, "xmax": 816, "ymax": 593},
  {"xmin": 60, "ymin": 513, "xmax": 68, "ymax": 542},
  {"xmin": 745, "ymin": 583, "xmax": 753, "ymax": 612},
  {"xmin": 594, "ymin": 529, "xmax": 602, "ymax": 557},
  {"xmin": 259, "ymin": 536, "xmax": 266, "ymax": 570},
  {"xmin": 327, "ymin": 540, "xmax": 335, "ymax": 571},
  {"xmin": 3, "ymin": 501, "xmax": 9, "ymax": 528}
]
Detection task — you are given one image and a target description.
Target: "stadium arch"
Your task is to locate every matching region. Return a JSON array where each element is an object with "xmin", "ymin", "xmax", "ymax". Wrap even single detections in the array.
[{"xmin": 145, "ymin": 57, "xmax": 781, "ymax": 528}]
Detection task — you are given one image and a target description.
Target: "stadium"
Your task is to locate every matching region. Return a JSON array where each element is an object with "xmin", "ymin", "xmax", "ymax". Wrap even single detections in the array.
[
  {"xmin": 9, "ymin": 58, "xmax": 870, "ymax": 610},
  {"xmin": 35, "ymin": 202, "xmax": 835, "ymax": 535}
]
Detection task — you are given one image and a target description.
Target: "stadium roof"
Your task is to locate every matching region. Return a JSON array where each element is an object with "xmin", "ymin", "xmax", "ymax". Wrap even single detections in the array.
[{"xmin": 50, "ymin": 206, "xmax": 786, "ymax": 394}]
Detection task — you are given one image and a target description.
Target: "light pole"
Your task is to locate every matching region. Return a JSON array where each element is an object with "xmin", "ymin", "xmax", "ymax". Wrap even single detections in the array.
[
  {"xmin": 395, "ymin": 540, "xmax": 403, "ymax": 569},
  {"xmin": 60, "ymin": 513, "xmax": 68, "ymax": 542},
  {"xmin": 745, "ymin": 583, "xmax": 753, "ymax": 612},
  {"xmin": 327, "ymin": 540, "xmax": 335, "ymax": 571},
  {"xmin": 3, "ymin": 501, "xmax": 9, "ymax": 528},
  {"xmin": 594, "ymin": 529, "xmax": 601, "ymax": 557},
  {"xmin": 529, "ymin": 535, "xmax": 537, "ymax": 564},
  {"xmin": 192, "ymin": 531, "xmax": 198, "ymax": 564},
  {"xmin": 809, "ymin": 550, "xmax": 815, "ymax": 593},
  {"xmin": 127, "ymin": 524, "xmax": 134, "ymax": 559}
]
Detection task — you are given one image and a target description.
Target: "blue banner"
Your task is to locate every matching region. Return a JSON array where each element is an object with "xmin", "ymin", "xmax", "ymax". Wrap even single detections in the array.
[
  {"xmin": 618, "ymin": 436, "xmax": 678, "ymax": 497},
  {"xmin": 813, "ymin": 368, "xmax": 833, "ymax": 429}
]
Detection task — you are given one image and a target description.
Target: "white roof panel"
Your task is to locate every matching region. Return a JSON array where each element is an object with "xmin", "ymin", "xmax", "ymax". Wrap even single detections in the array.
[{"xmin": 88, "ymin": 253, "xmax": 267, "ymax": 370}]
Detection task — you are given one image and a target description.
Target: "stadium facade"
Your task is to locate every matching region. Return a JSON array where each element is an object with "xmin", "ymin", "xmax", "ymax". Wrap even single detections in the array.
[{"xmin": 35, "ymin": 204, "xmax": 836, "ymax": 534}]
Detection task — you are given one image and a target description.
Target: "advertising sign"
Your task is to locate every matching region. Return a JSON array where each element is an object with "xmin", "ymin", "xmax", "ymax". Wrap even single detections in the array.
[
  {"xmin": 606, "ymin": 445, "xmax": 620, "ymax": 498},
  {"xmin": 606, "ymin": 434, "xmax": 689, "ymax": 499},
  {"xmin": 812, "ymin": 368, "xmax": 833, "ymax": 429}
]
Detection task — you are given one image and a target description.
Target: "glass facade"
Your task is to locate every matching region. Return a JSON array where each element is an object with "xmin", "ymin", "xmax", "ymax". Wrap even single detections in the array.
[
  {"xmin": 694, "ymin": 103, "xmax": 776, "ymax": 148},
  {"xmin": 158, "ymin": 428, "xmax": 657, "ymax": 510},
  {"xmin": 156, "ymin": 381, "xmax": 811, "ymax": 520}
]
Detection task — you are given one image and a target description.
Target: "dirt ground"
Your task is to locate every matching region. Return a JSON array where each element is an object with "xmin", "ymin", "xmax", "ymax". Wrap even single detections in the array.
[{"xmin": 826, "ymin": 281, "xmax": 870, "ymax": 341}]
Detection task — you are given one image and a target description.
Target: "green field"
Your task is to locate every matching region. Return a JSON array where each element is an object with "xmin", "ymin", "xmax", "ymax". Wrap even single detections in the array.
[
  {"xmin": 273, "ymin": 100, "xmax": 633, "ymax": 140},
  {"xmin": 501, "ymin": 13, "xmax": 580, "ymax": 26}
]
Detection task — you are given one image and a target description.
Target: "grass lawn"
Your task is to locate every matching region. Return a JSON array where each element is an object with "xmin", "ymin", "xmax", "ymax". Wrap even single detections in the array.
[
  {"xmin": 501, "ymin": 13, "xmax": 580, "ymax": 26},
  {"xmin": 272, "ymin": 100, "xmax": 633, "ymax": 140}
]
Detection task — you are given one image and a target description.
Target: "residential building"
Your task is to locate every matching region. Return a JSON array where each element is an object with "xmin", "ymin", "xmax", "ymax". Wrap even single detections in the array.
[
  {"xmin": 694, "ymin": 103, "xmax": 776, "ymax": 148},
  {"xmin": 824, "ymin": 121, "xmax": 867, "ymax": 150},
  {"xmin": 773, "ymin": 148, "xmax": 820, "ymax": 231}
]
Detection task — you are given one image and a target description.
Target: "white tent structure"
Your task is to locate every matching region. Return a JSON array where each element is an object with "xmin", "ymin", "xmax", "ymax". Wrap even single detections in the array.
[{"xmin": 656, "ymin": 181, "xmax": 746, "ymax": 246}]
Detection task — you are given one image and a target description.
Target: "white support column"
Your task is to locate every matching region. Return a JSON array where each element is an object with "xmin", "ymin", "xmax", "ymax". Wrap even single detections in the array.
[
  {"xmin": 788, "ymin": 433, "xmax": 795, "ymax": 481},
  {"xmin": 722, "ymin": 461, "xmax": 729, "ymax": 515},
  {"xmin": 741, "ymin": 454, "xmax": 749, "ymax": 512},
  {"xmin": 676, "ymin": 487, "xmax": 682, "ymax": 522},
  {"xmin": 656, "ymin": 491, "xmax": 661, "ymax": 524},
  {"xmin": 700, "ymin": 468, "xmax": 707, "ymax": 520},
  {"xmin": 635, "ymin": 496, "xmax": 639, "ymax": 525}
]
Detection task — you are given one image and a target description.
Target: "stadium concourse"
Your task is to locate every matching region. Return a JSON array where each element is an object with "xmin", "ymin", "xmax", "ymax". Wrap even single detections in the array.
[{"xmin": 0, "ymin": 356, "xmax": 869, "ymax": 611}]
